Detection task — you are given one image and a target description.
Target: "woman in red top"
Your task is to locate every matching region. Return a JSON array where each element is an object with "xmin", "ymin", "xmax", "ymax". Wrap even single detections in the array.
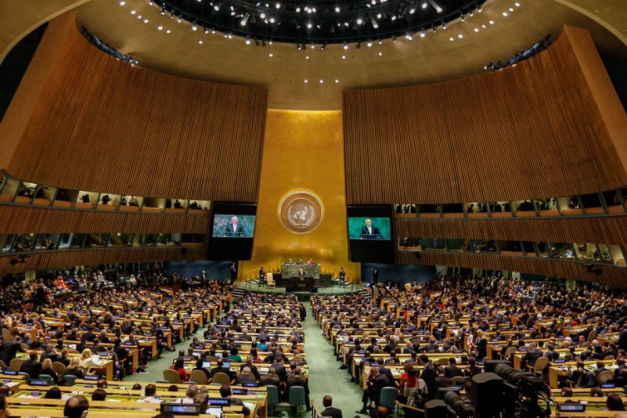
[{"xmin": 170, "ymin": 358, "xmax": 188, "ymax": 383}]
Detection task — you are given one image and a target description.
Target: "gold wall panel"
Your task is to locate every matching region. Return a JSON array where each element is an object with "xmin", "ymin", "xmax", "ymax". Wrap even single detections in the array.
[{"xmin": 240, "ymin": 110, "xmax": 360, "ymax": 282}]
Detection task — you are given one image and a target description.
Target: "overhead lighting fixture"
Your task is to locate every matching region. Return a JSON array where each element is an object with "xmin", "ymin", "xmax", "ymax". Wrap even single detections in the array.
[
  {"xmin": 427, "ymin": 0, "xmax": 443, "ymax": 13},
  {"xmin": 371, "ymin": 16, "xmax": 379, "ymax": 29},
  {"xmin": 119, "ymin": 1, "xmax": 125, "ymax": 5},
  {"xmin": 343, "ymin": 43, "xmax": 349, "ymax": 50},
  {"xmin": 420, "ymin": 31, "xmax": 426, "ymax": 37},
  {"xmin": 241, "ymin": 14, "xmax": 250, "ymax": 26},
  {"xmin": 192, "ymin": 25, "xmax": 198, "ymax": 31},
  {"xmin": 421, "ymin": 2, "xmax": 428, "ymax": 9},
  {"xmin": 367, "ymin": 41, "xmax": 372, "ymax": 47}
]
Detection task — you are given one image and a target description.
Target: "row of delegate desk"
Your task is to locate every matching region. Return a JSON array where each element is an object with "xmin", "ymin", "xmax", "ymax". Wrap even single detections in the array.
[{"xmin": 0, "ymin": 372, "xmax": 263, "ymax": 418}]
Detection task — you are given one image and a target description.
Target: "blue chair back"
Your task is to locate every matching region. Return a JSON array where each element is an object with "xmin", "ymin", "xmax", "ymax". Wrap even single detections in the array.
[
  {"xmin": 64, "ymin": 375, "xmax": 77, "ymax": 386},
  {"xmin": 38, "ymin": 374, "xmax": 54, "ymax": 384},
  {"xmin": 380, "ymin": 387, "xmax": 396, "ymax": 408},
  {"xmin": 266, "ymin": 385, "xmax": 279, "ymax": 407},
  {"xmin": 289, "ymin": 386, "xmax": 306, "ymax": 407}
]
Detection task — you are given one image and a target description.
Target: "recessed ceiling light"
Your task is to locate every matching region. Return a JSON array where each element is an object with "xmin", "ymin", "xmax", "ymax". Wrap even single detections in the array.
[
  {"xmin": 502, "ymin": 12, "xmax": 508, "ymax": 16},
  {"xmin": 319, "ymin": 79, "xmax": 324, "ymax": 83},
  {"xmin": 378, "ymin": 52, "xmax": 383, "ymax": 56},
  {"xmin": 367, "ymin": 42, "xmax": 372, "ymax": 47},
  {"xmin": 489, "ymin": 20, "xmax": 495, "ymax": 24},
  {"xmin": 166, "ymin": 29, "xmax": 171, "ymax": 33},
  {"xmin": 449, "ymin": 37, "xmax": 454, "ymax": 41},
  {"xmin": 341, "ymin": 55, "xmax": 346, "ymax": 59},
  {"xmin": 515, "ymin": 2, "xmax": 520, "ymax": 6},
  {"xmin": 458, "ymin": 34, "xmax": 463, "ymax": 38},
  {"xmin": 158, "ymin": 26, "xmax": 163, "ymax": 30},
  {"xmin": 269, "ymin": 53, "xmax": 273, "ymax": 57},
  {"xmin": 304, "ymin": 79, "xmax": 308, "ymax": 83},
  {"xmin": 199, "ymin": 40, "xmax": 203, "ymax": 44},
  {"xmin": 130, "ymin": 10, "xmax": 136, "ymax": 14},
  {"xmin": 420, "ymin": 32, "xmax": 426, "ymax": 38},
  {"xmin": 119, "ymin": 1, "xmax": 125, "ymax": 5},
  {"xmin": 144, "ymin": 19, "xmax": 149, "ymax": 23},
  {"xmin": 474, "ymin": 28, "xmax": 479, "ymax": 32},
  {"xmin": 335, "ymin": 79, "xmax": 339, "ymax": 83},
  {"xmin": 306, "ymin": 56, "xmax": 310, "ymax": 59}
]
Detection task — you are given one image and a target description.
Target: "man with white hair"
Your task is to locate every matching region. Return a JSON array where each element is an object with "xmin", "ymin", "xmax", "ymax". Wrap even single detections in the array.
[
  {"xmin": 224, "ymin": 216, "xmax": 244, "ymax": 237},
  {"xmin": 235, "ymin": 366, "xmax": 257, "ymax": 384}
]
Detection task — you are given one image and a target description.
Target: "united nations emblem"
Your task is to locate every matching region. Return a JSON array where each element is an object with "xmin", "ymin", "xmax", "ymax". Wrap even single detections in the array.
[{"xmin": 279, "ymin": 191, "xmax": 323, "ymax": 234}]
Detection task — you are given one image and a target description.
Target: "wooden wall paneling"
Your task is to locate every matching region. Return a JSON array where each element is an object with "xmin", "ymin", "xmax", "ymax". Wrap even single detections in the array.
[
  {"xmin": 343, "ymin": 29, "xmax": 627, "ymax": 205},
  {"xmin": 394, "ymin": 216, "xmax": 627, "ymax": 246},
  {"xmin": 397, "ymin": 250, "xmax": 627, "ymax": 288},
  {"xmin": 0, "ymin": 246, "xmax": 206, "ymax": 276},
  {"xmin": 0, "ymin": 205, "xmax": 210, "ymax": 234},
  {"xmin": 7, "ymin": 25, "xmax": 268, "ymax": 202}
]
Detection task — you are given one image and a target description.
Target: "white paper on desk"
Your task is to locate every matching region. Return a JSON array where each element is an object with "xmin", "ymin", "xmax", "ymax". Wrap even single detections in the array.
[{"xmin": 244, "ymin": 402, "xmax": 255, "ymax": 411}]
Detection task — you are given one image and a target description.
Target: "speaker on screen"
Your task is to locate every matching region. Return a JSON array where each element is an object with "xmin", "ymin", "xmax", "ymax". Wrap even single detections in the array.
[{"xmin": 208, "ymin": 202, "xmax": 257, "ymax": 260}]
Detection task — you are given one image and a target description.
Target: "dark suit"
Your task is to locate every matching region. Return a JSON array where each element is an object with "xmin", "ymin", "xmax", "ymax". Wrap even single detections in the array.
[
  {"xmin": 522, "ymin": 348, "xmax": 543, "ymax": 367},
  {"xmin": 360, "ymin": 225, "xmax": 382, "ymax": 240},
  {"xmin": 224, "ymin": 223, "xmax": 245, "ymax": 237},
  {"xmin": 421, "ymin": 364, "xmax": 437, "ymax": 399},
  {"xmin": 444, "ymin": 365, "xmax": 463, "ymax": 379},
  {"xmin": 322, "ymin": 406, "xmax": 343, "ymax": 418},
  {"xmin": 20, "ymin": 359, "xmax": 42, "ymax": 378},
  {"xmin": 0, "ymin": 340, "xmax": 25, "ymax": 364}
]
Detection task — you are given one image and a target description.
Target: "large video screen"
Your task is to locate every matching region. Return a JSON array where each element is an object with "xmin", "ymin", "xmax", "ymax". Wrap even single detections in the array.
[
  {"xmin": 347, "ymin": 206, "xmax": 394, "ymax": 263},
  {"xmin": 212, "ymin": 215, "xmax": 256, "ymax": 238},
  {"xmin": 208, "ymin": 203, "xmax": 257, "ymax": 260},
  {"xmin": 347, "ymin": 217, "xmax": 392, "ymax": 240}
]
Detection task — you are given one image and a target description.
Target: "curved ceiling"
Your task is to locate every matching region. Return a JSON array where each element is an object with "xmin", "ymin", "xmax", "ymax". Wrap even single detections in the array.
[{"xmin": 1, "ymin": 0, "xmax": 627, "ymax": 110}]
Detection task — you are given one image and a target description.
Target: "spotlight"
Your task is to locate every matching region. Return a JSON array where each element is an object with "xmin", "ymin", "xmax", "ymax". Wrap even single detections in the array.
[
  {"xmin": 335, "ymin": 6, "xmax": 340, "ymax": 12},
  {"xmin": 442, "ymin": 22, "xmax": 447, "ymax": 30},
  {"xmin": 246, "ymin": 38, "xmax": 251, "ymax": 45},
  {"xmin": 343, "ymin": 42, "xmax": 349, "ymax": 50},
  {"xmin": 307, "ymin": 22, "xmax": 313, "ymax": 28},
  {"xmin": 420, "ymin": 31, "xmax": 425, "ymax": 37},
  {"xmin": 240, "ymin": 14, "xmax": 250, "ymax": 26},
  {"xmin": 296, "ymin": 7, "xmax": 301, "ymax": 12},
  {"xmin": 356, "ymin": 17, "xmax": 363, "ymax": 25},
  {"xmin": 367, "ymin": 41, "xmax": 372, "ymax": 47},
  {"xmin": 421, "ymin": 2, "xmax": 427, "ymax": 8},
  {"xmin": 427, "ymin": 0, "xmax": 443, "ymax": 13},
  {"xmin": 275, "ymin": 2, "xmax": 281, "ymax": 8},
  {"xmin": 160, "ymin": 8, "xmax": 166, "ymax": 15},
  {"xmin": 370, "ymin": 16, "xmax": 379, "ymax": 29}
]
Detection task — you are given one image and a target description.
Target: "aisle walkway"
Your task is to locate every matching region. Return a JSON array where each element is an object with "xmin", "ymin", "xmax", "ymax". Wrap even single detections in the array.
[{"xmin": 303, "ymin": 301, "xmax": 363, "ymax": 416}]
